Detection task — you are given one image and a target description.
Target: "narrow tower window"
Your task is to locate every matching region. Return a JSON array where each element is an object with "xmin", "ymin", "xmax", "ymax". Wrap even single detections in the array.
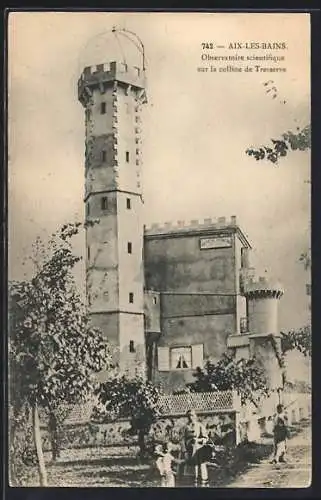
[
  {"xmin": 129, "ymin": 292, "xmax": 134, "ymax": 304},
  {"xmin": 101, "ymin": 150, "xmax": 106, "ymax": 162},
  {"xmin": 100, "ymin": 102, "xmax": 106, "ymax": 114},
  {"xmin": 126, "ymin": 151, "xmax": 130, "ymax": 163},
  {"xmin": 101, "ymin": 196, "xmax": 108, "ymax": 210},
  {"xmin": 126, "ymin": 198, "xmax": 131, "ymax": 209},
  {"xmin": 87, "ymin": 246, "xmax": 90, "ymax": 260},
  {"xmin": 129, "ymin": 340, "xmax": 135, "ymax": 353},
  {"xmin": 86, "ymin": 202, "xmax": 90, "ymax": 217},
  {"xmin": 153, "ymin": 296, "xmax": 157, "ymax": 305},
  {"xmin": 127, "ymin": 242, "xmax": 132, "ymax": 254}
]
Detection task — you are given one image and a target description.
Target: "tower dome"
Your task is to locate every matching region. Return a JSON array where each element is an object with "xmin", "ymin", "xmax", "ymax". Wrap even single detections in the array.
[{"xmin": 79, "ymin": 27, "xmax": 146, "ymax": 73}]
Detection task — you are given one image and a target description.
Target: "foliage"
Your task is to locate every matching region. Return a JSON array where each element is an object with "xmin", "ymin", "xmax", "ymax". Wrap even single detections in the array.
[
  {"xmin": 284, "ymin": 379, "xmax": 311, "ymax": 393},
  {"xmin": 9, "ymin": 222, "xmax": 113, "ymax": 484},
  {"xmin": 9, "ymin": 405, "xmax": 37, "ymax": 486},
  {"xmin": 246, "ymin": 82, "xmax": 310, "ymax": 165},
  {"xmin": 299, "ymin": 249, "xmax": 311, "ymax": 271},
  {"xmin": 188, "ymin": 352, "xmax": 270, "ymax": 405},
  {"xmin": 266, "ymin": 334, "xmax": 285, "ymax": 369},
  {"xmin": 281, "ymin": 325, "xmax": 311, "ymax": 358},
  {"xmin": 246, "ymin": 124, "xmax": 311, "ymax": 164},
  {"xmin": 95, "ymin": 376, "xmax": 162, "ymax": 454}
]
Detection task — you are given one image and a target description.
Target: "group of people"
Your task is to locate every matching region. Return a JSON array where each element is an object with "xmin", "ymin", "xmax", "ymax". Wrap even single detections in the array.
[
  {"xmin": 153, "ymin": 404, "xmax": 290, "ymax": 488},
  {"xmin": 154, "ymin": 409, "xmax": 213, "ymax": 488}
]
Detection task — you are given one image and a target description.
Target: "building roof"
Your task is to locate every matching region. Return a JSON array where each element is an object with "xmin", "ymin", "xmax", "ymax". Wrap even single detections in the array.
[{"xmin": 144, "ymin": 216, "xmax": 252, "ymax": 248}]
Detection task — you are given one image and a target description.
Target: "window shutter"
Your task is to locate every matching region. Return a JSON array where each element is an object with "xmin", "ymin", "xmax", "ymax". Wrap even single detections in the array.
[
  {"xmin": 157, "ymin": 347, "xmax": 170, "ymax": 371},
  {"xmin": 192, "ymin": 344, "xmax": 204, "ymax": 369}
]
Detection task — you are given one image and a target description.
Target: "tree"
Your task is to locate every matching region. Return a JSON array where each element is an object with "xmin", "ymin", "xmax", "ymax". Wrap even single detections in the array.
[
  {"xmin": 246, "ymin": 124, "xmax": 311, "ymax": 164},
  {"xmin": 94, "ymin": 375, "xmax": 162, "ymax": 456},
  {"xmin": 9, "ymin": 222, "xmax": 114, "ymax": 486},
  {"xmin": 188, "ymin": 352, "xmax": 270, "ymax": 406},
  {"xmin": 280, "ymin": 325, "xmax": 311, "ymax": 358},
  {"xmin": 245, "ymin": 81, "xmax": 311, "ymax": 362},
  {"xmin": 245, "ymin": 81, "xmax": 311, "ymax": 165}
]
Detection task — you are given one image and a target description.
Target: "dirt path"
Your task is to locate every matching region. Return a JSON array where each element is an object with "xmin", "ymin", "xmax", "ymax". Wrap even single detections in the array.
[{"xmin": 226, "ymin": 421, "xmax": 311, "ymax": 488}]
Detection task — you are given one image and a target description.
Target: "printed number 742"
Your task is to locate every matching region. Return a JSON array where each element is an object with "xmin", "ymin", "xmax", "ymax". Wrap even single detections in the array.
[{"xmin": 202, "ymin": 43, "xmax": 214, "ymax": 49}]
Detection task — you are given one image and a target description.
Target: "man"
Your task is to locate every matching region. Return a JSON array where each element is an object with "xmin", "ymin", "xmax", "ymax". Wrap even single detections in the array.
[
  {"xmin": 270, "ymin": 404, "xmax": 290, "ymax": 464},
  {"xmin": 181, "ymin": 409, "xmax": 209, "ymax": 487}
]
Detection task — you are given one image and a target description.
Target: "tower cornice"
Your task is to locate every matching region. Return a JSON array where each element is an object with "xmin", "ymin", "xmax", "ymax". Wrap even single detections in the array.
[{"xmin": 243, "ymin": 277, "xmax": 284, "ymax": 300}]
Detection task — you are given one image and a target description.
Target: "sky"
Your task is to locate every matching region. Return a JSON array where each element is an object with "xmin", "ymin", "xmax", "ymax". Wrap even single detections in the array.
[{"xmin": 8, "ymin": 12, "xmax": 311, "ymax": 332}]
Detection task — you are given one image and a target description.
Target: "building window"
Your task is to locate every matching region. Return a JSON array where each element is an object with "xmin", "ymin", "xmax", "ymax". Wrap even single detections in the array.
[
  {"xmin": 126, "ymin": 198, "xmax": 131, "ymax": 209},
  {"xmin": 87, "ymin": 246, "xmax": 90, "ymax": 260},
  {"xmin": 306, "ymin": 283, "xmax": 311, "ymax": 296},
  {"xmin": 136, "ymin": 159, "xmax": 140, "ymax": 166},
  {"xmin": 101, "ymin": 150, "xmax": 106, "ymax": 162},
  {"xmin": 156, "ymin": 344, "xmax": 203, "ymax": 372},
  {"xmin": 127, "ymin": 242, "xmax": 132, "ymax": 254},
  {"xmin": 153, "ymin": 296, "xmax": 157, "ymax": 305},
  {"xmin": 171, "ymin": 347, "xmax": 192, "ymax": 370},
  {"xmin": 126, "ymin": 151, "xmax": 130, "ymax": 163},
  {"xmin": 101, "ymin": 196, "xmax": 108, "ymax": 210},
  {"xmin": 129, "ymin": 340, "xmax": 135, "ymax": 353},
  {"xmin": 240, "ymin": 317, "xmax": 249, "ymax": 334},
  {"xmin": 100, "ymin": 102, "xmax": 106, "ymax": 114},
  {"xmin": 86, "ymin": 202, "xmax": 90, "ymax": 217},
  {"xmin": 129, "ymin": 292, "xmax": 134, "ymax": 303}
]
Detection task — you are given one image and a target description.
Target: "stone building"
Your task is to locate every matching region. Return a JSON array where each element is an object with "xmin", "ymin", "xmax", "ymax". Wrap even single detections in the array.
[{"xmin": 78, "ymin": 29, "xmax": 284, "ymax": 392}]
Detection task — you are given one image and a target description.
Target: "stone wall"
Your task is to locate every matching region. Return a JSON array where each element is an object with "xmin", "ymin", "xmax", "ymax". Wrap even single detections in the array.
[
  {"xmin": 40, "ymin": 411, "xmax": 237, "ymax": 451},
  {"xmin": 144, "ymin": 230, "xmax": 237, "ymax": 294},
  {"xmin": 156, "ymin": 312, "xmax": 236, "ymax": 391}
]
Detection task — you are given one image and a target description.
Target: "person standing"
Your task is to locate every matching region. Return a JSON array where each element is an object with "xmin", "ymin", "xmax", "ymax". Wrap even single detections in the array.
[
  {"xmin": 181, "ymin": 409, "xmax": 209, "ymax": 487},
  {"xmin": 270, "ymin": 404, "xmax": 290, "ymax": 464},
  {"xmin": 155, "ymin": 442, "xmax": 181, "ymax": 487}
]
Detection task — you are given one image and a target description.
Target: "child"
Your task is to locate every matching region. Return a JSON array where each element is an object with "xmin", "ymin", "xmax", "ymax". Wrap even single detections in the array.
[
  {"xmin": 270, "ymin": 404, "xmax": 290, "ymax": 464},
  {"xmin": 155, "ymin": 442, "xmax": 182, "ymax": 487}
]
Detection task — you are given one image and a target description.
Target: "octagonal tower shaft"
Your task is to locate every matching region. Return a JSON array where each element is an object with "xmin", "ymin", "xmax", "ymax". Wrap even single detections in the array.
[{"xmin": 78, "ymin": 61, "xmax": 147, "ymax": 378}]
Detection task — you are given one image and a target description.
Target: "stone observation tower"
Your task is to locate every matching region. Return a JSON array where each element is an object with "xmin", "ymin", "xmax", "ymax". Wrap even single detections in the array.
[
  {"xmin": 77, "ymin": 28, "xmax": 285, "ymax": 390},
  {"xmin": 78, "ymin": 28, "xmax": 148, "ymax": 377}
]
